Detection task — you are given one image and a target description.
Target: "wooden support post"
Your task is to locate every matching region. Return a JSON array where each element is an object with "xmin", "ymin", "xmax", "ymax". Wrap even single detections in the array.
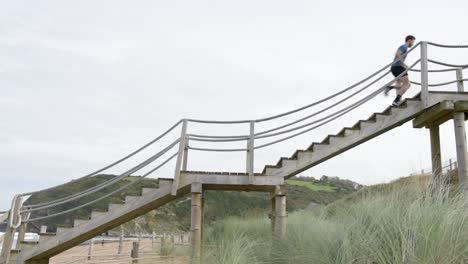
[
  {"xmin": 118, "ymin": 226, "xmax": 124, "ymax": 254},
  {"xmin": 190, "ymin": 182, "xmax": 203, "ymax": 261},
  {"xmin": 15, "ymin": 223, "xmax": 26, "ymax": 250},
  {"xmin": 16, "ymin": 212, "xmax": 31, "ymax": 249},
  {"xmin": 420, "ymin": 41, "xmax": 429, "ymax": 108},
  {"xmin": 131, "ymin": 241, "xmax": 139, "ymax": 264},
  {"xmin": 87, "ymin": 238, "xmax": 94, "ymax": 260},
  {"xmin": 201, "ymin": 189, "xmax": 205, "ymax": 248},
  {"xmin": 172, "ymin": 119, "xmax": 188, "ymax": 195},
  {"xmin": 247, "ymin": 121, "xmax": 255, "ymax": 184},
  {"xmin": 269, "ymin": 192, "xmax": 276, "ymax": 236},
  {"xmin": 453, "ymin": 112, "xmax": 468, "ymax": 186},
  {"xmin": 0, "ymin": 195, "xmax": 22, "ymax": 264},
  {"xmin": 273, "ymin": 185, "xmax": 287, "ymax": 240},
  {"xmin": 454, "ymin": 68, "xmax": 468, "ymax": 186},
  {"xmin": 429, "ymin": 126, "xmax": 442, "ymax": 181}
]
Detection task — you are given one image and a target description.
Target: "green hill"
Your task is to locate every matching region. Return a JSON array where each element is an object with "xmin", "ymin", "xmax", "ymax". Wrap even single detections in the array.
[{"xmin": 22, "ymin": 174, "xmax": 359, "ymax": 233}]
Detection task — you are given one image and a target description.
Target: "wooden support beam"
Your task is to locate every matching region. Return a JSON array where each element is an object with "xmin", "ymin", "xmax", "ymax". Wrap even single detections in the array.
[
  {"xmin": 269, "ymin": 193, "xmax": 276, "ymax": 236},
  {"xmin": 413, "ymin": 101, "xmax": 455, "ymax": 128},
  {"xmin": 454, "ymin": 112, "xmax": 468, "ymax": 186},
  {"xmin": 118, "ymin": 226, "xmax": 124, "ymax": 254},
  {"xmin": 273, "ymin": 185, "xmax": 287, "ymax": 240},
  {"xmin": 413, "ymin": 101, "xmax": 468, "ymax": 129},
  {"xmin": 429, "ymin": 126, "xmax": 443, "ymax": 181},
  {"xmin": 190, "ymin": 183, "xmax": 203, "ymax": 261},
  {"xmin": 25, "ymin": 259, "xmax": 50, "ymax": 264}
]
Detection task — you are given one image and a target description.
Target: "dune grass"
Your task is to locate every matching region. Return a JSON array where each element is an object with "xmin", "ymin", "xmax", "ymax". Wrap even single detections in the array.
[{"xmin": 201, "ymin": 179, "xmax": 468, "ymax": 264}]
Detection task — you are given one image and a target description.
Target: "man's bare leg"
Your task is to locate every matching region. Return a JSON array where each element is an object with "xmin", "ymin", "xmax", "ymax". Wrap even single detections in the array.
[
  {"xmin": 392, "ymin": 76, "xmax": 411, "ymax": 105},
  {"xmin": 397, "ymin": 76, "xmax": 411, "ymax": 96},
  {"xmin": 385, "ymin": 78, "xmax": 404, "ymax": 96}
]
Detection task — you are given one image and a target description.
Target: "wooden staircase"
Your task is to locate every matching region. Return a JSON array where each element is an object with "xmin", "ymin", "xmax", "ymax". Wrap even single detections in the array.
[
  {"xmin": 9, "ymin": 179, "xmax": 183, "ymax": 264},
  {"xmin": 261, "ymin": 92, "xmax": 468, "ymax": 178},
  {"xmin": 7, "ymin": 91, "xmax": 468, "ymax": 264}
]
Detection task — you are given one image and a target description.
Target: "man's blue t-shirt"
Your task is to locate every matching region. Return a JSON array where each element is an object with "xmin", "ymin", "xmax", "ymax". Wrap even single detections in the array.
[{"xmin": 392, "ymin": 44, "xmax": 408, "ymax": 67}]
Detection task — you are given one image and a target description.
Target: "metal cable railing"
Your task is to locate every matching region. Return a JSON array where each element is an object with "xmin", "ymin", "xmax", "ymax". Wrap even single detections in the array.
[
  {"xmin": 25, "ymin": 152, "xmax": 179, "ymax": 222},
  {"xmin": 186, "ymin": 42, "xmax": 422, "ymax": 125},
  {"xmin": 428, "ymin": 59, "xmax": 468, "ymax": 69},
  {"xmin": 410, "ymin": 68, "xmax": 460, "ymax": 73},
  {"xmin": 188, "ymin": 60, "xmax": 420, "ymax": 152},
  {"xmin": 427, "ymin": 42, "xmax": 468, "ymax": 49},
  {"xmin": 20, "ymin": 139, "xmax": 181, "ymax": 214},
  {"xmin": 20, "ymin": 120, "xmax": 183, "ymax": 198},
  {"xmin": 412, "ymin": 79, "xmax": 468, "ymax": 87},
  {"xmin": 188, "ymin": 69, "xmax": 392, "ymax": 142}
]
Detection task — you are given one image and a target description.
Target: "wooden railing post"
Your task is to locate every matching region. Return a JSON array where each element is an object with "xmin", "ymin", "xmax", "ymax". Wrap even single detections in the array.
[
  {"xmin": 15, "ymin": 212, "xmax": 30, "ymax": 250},
  {"xmin": 456, "ymin": 69, "xmax": 465, "ymax": 92},
  {"xmin": 420, "ymin": 41, "xmax": 429, "ymax": 108},
  {"xmin": 247, "ymin": 121, "xmax": 255, "ymax": 184},
  {"xmin": 172, "ymin": 119, "xmax": 188, "ymax": 195},
  {"xmin": 0, "ymin": 195, "xmax": 22, "ymax": 264},
  {"xmin": 182, "ymin": 138, "xmax": 189, "ymax": 171}
]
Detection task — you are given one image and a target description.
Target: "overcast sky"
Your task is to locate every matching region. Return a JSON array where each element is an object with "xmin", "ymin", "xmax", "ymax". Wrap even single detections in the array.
[{"xmin": 2, "ymin": 0, "xmax": 468, "ymax": 210}]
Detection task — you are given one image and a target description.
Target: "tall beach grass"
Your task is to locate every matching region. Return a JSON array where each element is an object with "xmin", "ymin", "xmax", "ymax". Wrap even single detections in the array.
[{"xmin": 201, "ymin": 180, "xmax": 468, "ymax": 264}]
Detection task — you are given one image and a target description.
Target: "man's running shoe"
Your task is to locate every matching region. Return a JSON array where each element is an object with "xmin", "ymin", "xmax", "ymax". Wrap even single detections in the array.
[{"xmin": 392, "ymin": 100, "xmax": 402, "ymax": 107}]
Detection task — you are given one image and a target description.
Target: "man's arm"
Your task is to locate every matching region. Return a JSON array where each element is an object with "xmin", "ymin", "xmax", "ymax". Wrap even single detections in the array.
[{"xmin": 395, "ymin": 49, "xmax": 408, "ymax": 69}]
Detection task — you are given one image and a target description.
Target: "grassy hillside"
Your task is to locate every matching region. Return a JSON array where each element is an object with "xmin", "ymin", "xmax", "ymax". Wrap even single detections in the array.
[
  {"xmin": 286, "ymin": 180, "xmax": 336, "ymax": 192},
  {"xmin": 200, "ymin": 177, "xmax": 468, "ymax": 264},
  {"xmin": 21, "ymin": 175, "xmax": 358, "ymax": 233}
]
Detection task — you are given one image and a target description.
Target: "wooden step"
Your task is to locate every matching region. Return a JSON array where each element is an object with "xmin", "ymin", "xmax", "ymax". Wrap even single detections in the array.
[
  {"xmin": 91, "ymin": 211, "xmax": 107, "ymax": 219},
  {"xmin": 158, "ymin": 178, "xmax": 174, "ymax": 188},
  {"xmin": 108, "ymin": 203, "xmax": 124, "ymax": 212},
  {"xmin": 56, "ymin": 226, "xmax": 73, "ymax": 234},
  {"xmin": 142, "ymin": 188, "xmax": 158, "ymax": 195},
  {"xmin": 296, "ymin": 150, "xmax": 314, "ymax": 160},
  {"xmin": 73, "ymin": 219, "xmax": 90, "ymax": 228},
  {"xmin": 39, "ymin": 232, "xmax": 56, "ymax": 243},
  {"xmin": 125, "ymin": 196, "xmax": 140, "ymax": 204}
]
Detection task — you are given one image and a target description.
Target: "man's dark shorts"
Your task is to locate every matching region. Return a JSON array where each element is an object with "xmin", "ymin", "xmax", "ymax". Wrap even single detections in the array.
[{"xmin": 391, "ymin": 66, "xmax": 408, "ymax": 78}]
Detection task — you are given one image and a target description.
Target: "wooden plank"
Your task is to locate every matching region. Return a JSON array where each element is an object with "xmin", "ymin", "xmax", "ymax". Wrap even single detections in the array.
[
  {"xmin": 413, "ymin": 101, "xmax": 455, "ymax": 128},
  {"xmin": 454, "ymin": 101, "xmax": 468, "ymax": 112}
]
